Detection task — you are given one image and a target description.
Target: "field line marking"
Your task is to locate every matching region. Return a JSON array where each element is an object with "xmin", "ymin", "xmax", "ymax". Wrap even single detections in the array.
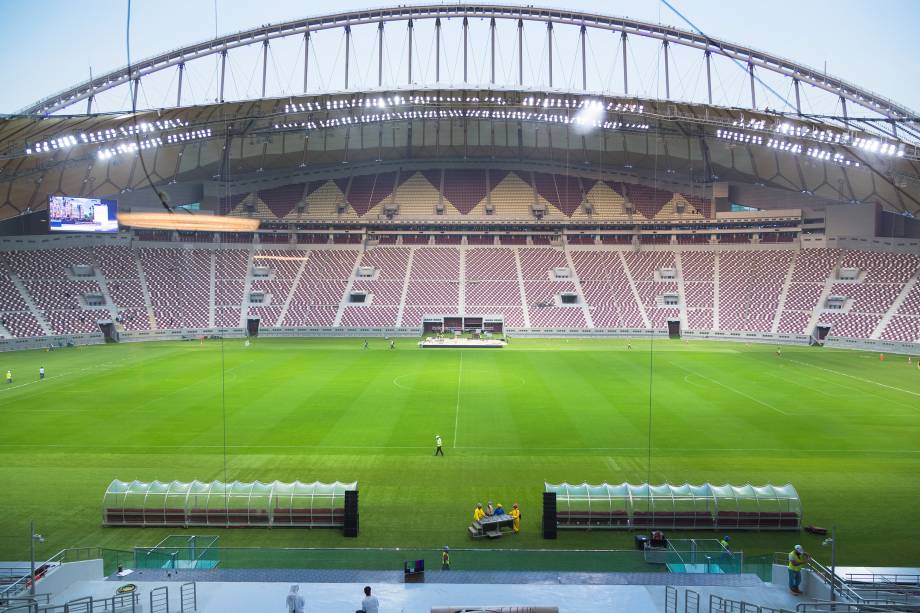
[
  {"xmin": 0, "ymin": 442, "xmax": 917, "ymax": 454},
  {"xmin": 787, "ymin": 358, "xmax": 920, "ymax": 402},
  {"xmin": 453, "ymin": 351, "xmax": 462, "ymax": 448},
  {"xmin": 671, "ymin": 362, "xmax": 789, "ymax": 416},
  {"xmin": 0, "ymin": 361, "xmax": 121, "ymax": 397}
]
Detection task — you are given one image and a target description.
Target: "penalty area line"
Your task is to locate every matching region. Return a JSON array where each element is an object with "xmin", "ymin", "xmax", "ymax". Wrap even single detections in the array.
[
  {"xmin": 787, "ymin": 358, "xmax": 920, "ymax": 403},
  {"xmin": 671, "ymin": 362, "xmax": 789, "ymax": 416}
]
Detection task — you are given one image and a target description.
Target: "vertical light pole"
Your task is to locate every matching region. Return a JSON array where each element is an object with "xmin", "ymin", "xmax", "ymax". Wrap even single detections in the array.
[{"xmin": 30, "ymin": 521, "xmax": 44, "ymax": 596}]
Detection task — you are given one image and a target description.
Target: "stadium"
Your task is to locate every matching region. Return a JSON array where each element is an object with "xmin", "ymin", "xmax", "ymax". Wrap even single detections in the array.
[{"xmin": 0, "ymin": 2, "xmax": 918, "ymax": 611}]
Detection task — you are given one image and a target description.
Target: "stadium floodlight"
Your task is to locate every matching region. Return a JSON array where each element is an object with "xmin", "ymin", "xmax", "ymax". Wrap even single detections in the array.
[{"xmin": 573, "ymin": 100, "xmax": 605, "ymax": 133}]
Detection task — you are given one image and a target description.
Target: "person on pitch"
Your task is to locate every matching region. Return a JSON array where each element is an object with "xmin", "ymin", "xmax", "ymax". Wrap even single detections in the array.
[
  {"xmin": 473, "ymin": 503, "xmax": 486, "ymax": 522},
  {"xmin": 39, "ymin": 366, "xmax": 45, "ymax": 380},
  {"xmin": 434, "ymin": 434, "xmax": 444, "ymax": 456},
  {"xmin": 510, "ymin": 503, "xmax": 521, "ymax": 533}
]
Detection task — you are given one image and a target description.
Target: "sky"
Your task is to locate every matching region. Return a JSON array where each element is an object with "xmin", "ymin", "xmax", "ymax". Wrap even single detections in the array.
[{"xmin": 1, "ymin": 0, "xmax": 919, "ymax": 114}]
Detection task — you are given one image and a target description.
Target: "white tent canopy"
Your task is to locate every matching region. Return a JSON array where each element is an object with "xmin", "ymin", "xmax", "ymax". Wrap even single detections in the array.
[
  {"xmin": 103, "ymin": 479, "xmax": 357, "ymax": 528},
  {"xmin": 545, "ymin": 482, "xmax": 800, "ymax": 531}
]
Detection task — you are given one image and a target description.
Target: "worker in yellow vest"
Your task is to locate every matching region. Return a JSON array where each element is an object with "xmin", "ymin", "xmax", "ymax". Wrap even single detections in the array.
[
  {"xmin": 788, "ymin": 544, "xmax": 810, "ymax": 594},
  {"xmin": 473, "ymin": 503, "xmax": 485, "ymax": 522},
  {"xmin": 510, "ymin": 503, "xmax": 521, "ymax": 533}
]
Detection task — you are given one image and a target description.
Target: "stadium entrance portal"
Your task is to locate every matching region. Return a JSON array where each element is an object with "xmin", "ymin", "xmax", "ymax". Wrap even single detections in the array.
[
  {"xmin": 667, "ymin": 319, "xmax": 681, "ymax": 339},
  {"xmin": 246, "ymin": 317, "xmax": 260, "ymax": 337},
  {"xmin": 99, "ymin": 321, "xmax": 118, "ymax": 343}
]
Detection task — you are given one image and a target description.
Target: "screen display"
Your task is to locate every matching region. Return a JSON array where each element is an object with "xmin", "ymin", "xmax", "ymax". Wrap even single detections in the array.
[{"xmin": 48, "ymin": 196, "xmax": 118, "ymax": 233}]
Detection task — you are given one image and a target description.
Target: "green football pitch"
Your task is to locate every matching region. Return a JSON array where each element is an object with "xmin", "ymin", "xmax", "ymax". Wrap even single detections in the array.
[{"xmin": 1, "ymin": 337, "xmax": 918, "ymax": 566}]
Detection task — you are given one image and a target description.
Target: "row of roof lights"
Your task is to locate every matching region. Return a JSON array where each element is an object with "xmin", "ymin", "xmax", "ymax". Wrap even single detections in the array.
[
  {"xmin": 716, "ymin": 129, "xmax": 764, "ymax": 145},
  {"xmin": 851, "ymin": 137, "xmax": 903, "ymax": 156},
  {"xmin": 96, "ymin": 138, "xmax": 163, "ymax": 160},
  {"xmin": 26, "ymin": 118, "xmax": 191, "ymax": 155},
  {"xmin": 732, "ymin": 118, "xmax": 766, "ymax": 130},
  {"xmin": 94, "ymin": 128, "xmax": 211, "ymax": 160},
  {"xmin": 282, "ymin": 95, "xmax": 511, "ymax": 115},
  {"xmin": 718, "ymin": 128, "xmax": 862, "ymax": 166},
  {"xmin": 165, "ymin": 128, "xmax": 212, "ymax": 144},
  {"xmin": 282, "ymin": 96, "xmax": 638, "ymax": 115},
  {"xmin": 274, "ymin": 109, "xmax": 649, "ymax": 132}
]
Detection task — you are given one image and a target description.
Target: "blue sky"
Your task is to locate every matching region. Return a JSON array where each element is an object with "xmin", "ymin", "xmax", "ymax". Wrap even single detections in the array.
[{"xmin": 1, "ymin": 0, "xmax": 918, "ymax": 114}]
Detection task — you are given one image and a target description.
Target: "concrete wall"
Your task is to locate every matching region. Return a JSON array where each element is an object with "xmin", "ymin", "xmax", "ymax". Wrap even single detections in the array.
[{"xmin": 38, "ymin": 559, "xmax": 104, "ymax": 603}]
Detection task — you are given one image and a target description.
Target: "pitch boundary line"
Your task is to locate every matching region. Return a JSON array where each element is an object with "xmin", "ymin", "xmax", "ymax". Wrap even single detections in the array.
[
  {"xmin": 787, "ymin": 358, "xmax": 920, "ymax": 403},
  {"xmin": 0, "ymin": 442, "xmax": 917, "ymax": 454},
  {"xmin": 453, "ymin": 351, "xmax": 462, "ymax": 448},
  {"xmin": 671, "ymin": 362, "xmax": 789, "ymax": 416}
]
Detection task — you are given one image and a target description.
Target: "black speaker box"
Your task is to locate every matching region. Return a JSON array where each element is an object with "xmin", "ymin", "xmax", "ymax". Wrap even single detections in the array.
[
  {"xmin": 542, "ymin": 491, "xmax": 557, "ymax": 539},
  {"xmin": 344, "ymin": 490, "xmax": 359, "ymax": 537}
]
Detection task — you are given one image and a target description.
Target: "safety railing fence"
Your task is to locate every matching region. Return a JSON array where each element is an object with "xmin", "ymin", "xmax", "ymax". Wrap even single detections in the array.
[
  {"xmin": 793, "ymin": 601, "xmax": 920, "ymax": 612},
  {"xmin": 0, "ymin": 592, "xmax": 140, "ymax": 613},
  {"xmin": 844, "ymin": 574, "xmax": 920, "ymax": 586},
  {"xmin": 0, "ymin": 550, "xmax": 67, "ymax": 599},
  {"xmin": 128, "ymin": 545, "xmax": 767, "ymax": 573},
  {"xmin": 771, "ymin": 553, "xmax": 910, "ymax": 610},
  {"xmin": 179, "ymin": 582, "xmax": 196, "ymax": 613},
  {"xmin": 708, "ymin": 594, "xmax": 787, "ymax": 613},
  {"xmin": 686, "ymin": 589, "xmax": 700, "ymax": 613},
  {"xmin": 149, "ymin": 586, "xmax": 168, "ymax": 613},
  {"xmin": 7, "ymin": 545, "xmax": 782, "ymax": 578},
  {"xmin": 843, "ymin": 574, "xmax": 920, "ymax": 607}
]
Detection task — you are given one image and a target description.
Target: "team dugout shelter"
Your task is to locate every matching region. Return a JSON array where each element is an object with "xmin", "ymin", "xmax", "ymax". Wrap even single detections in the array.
[
  {"xmin": 544, "ymin": 482, "xmax": 801, "ymax": 531},
  {"xmin": 103, "ymin": 479, "xmax": 358, "ymax": 530}
]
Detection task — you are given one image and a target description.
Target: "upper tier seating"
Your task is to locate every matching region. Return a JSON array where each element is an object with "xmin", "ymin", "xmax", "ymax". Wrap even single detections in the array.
[{"xmin": 227, "ymin": 172, "xmax": 714, "ymax": 222}]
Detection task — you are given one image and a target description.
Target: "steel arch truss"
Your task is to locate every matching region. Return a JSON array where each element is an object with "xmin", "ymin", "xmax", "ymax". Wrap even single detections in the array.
[{"xmin": 18, "ymin": 4, "xmax": 920, "ymax": 144}]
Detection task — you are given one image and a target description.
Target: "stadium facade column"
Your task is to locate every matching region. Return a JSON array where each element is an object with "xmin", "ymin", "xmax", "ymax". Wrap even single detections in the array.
[
  {"xmin": 219, "ymin": 50, "xmax": 227, "ymax": 103},
  {"xmin": 132, "ymin": 77, "xmax": 140, "ymax": 109},
  {"xmin": 621, "ymin": 31, "xmax": 628, "ymax": 95},
  {"xmin": 261, "ymin": 40, "xmax": 269, "ymax": 98},
  {"xmin": 176, "ymin": 63, "xmax": 184, "ymax": 107},
  {"xmin": 580, "ymin": 25, "xmax": 587, "ymax": 91},
  {"xmin": 378, "ymin": 21, "xmax": 384, "ymax": 87},
  {"xmin": 749, "ymin": 62, "xmax": 756, "ymax": 109},
  {"xmin": 793, "ymin": 78, "xmax": 801, "ymax": 116},
  {"xmin": 840, "ymin": 96, "xmax": 849, "ymax": 129},
  {"xmin": 547, "ymin": 21, "xmax": 553, "ymax": 88},
  {"xmin": 303, "ymin": 30, "xmax": 310, "ymax": 94},
  {"xmin": 518, "ymin": 19, "xmax": 524, "ymax": 86},
  {"xmin": 435, "ymin": 18, "xmax": 441, "ymax": 82},
  {"xmin": 345, "ymin": 25, "xmax": 352, "ymax": 90},
  {"xmin": 663, "ymin": 39, "xmax": 670, "ymax": 99},
  {"xmin": 705, "ymin": 50, "xmax": 713, "ymax": 105},
  {"xmin": 490, "ymin": 18, "xmax": 496, "ymax": 84},
  {"xmin": 408, "ymin": 19, "xmax": 414, "ymax": 83},
  {"xmin": 463, "ymin": 17, "xmax": 469, "ymax": 83}
]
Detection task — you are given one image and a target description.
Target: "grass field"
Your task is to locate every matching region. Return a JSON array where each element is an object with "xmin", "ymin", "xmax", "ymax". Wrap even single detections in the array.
[{"xmin": 1, "ymin": 337, "xmax": 918, "ymax": 566}]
